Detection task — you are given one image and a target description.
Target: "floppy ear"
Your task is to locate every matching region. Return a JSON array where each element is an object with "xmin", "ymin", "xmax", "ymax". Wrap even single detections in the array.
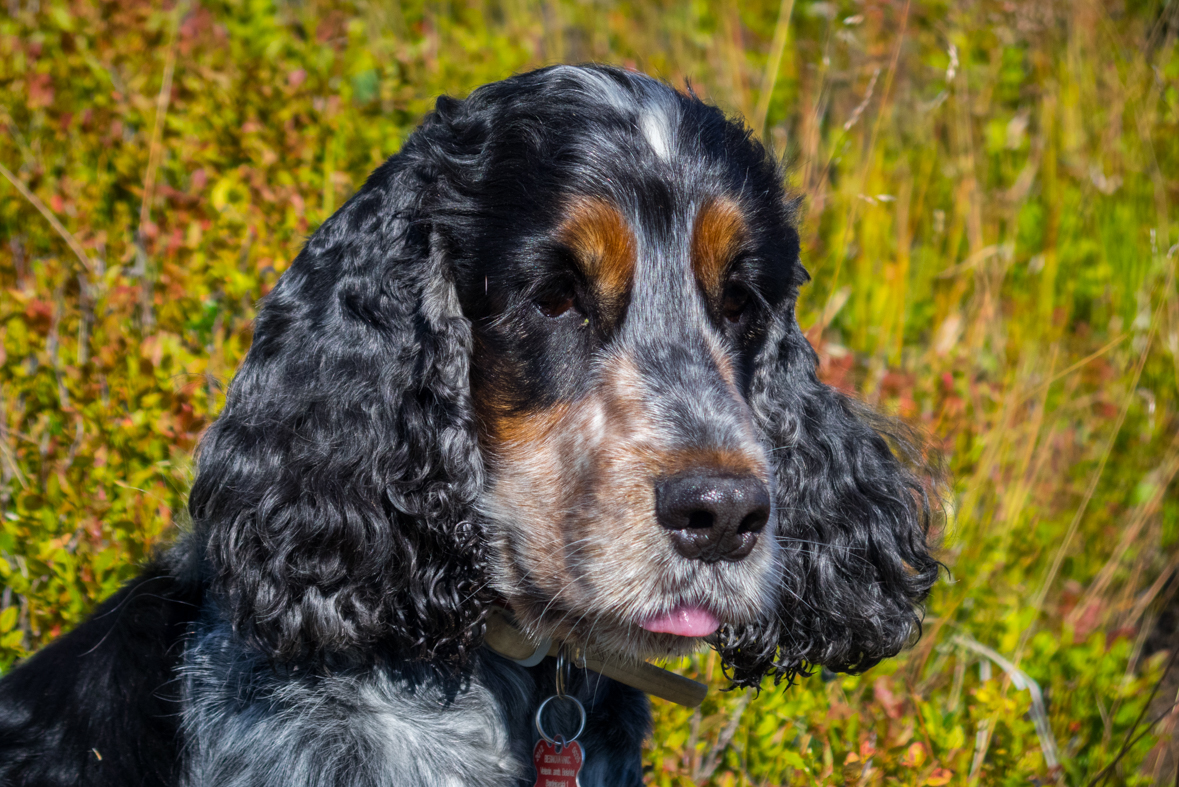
[
  {"xmin": 187, "ymin": 105, "xmax": 491, "ymax": 665},
  {"xmin": 719, "ymin": 308, "xmax": 942, "ymax": 687}
]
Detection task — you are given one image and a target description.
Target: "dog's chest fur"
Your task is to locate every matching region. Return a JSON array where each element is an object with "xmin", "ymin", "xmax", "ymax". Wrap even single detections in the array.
[{"xmin": 180, "ymin": 618, "xmax": 649, "ymax": 787}]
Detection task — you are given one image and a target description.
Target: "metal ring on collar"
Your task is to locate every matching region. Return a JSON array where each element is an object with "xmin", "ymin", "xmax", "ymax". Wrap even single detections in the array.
[
  {"xmin": 555, "ymin": 648, "xmax": 571, "ymax": 697},
  {"xmin": 534, "ymin": 694, "xmax": 586, "ymax": 745}
]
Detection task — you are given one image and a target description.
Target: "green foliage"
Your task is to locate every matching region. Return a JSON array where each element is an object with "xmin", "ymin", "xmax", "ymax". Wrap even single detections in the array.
[{"xmin": 2, "ymin": 0, "xmax": 1177, "ymax": 783}]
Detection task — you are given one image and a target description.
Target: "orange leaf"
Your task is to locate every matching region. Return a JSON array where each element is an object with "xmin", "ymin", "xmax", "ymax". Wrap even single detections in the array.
[{"xmin": 924, "ymin": 768, "xmax": 953, "ymax": 786}]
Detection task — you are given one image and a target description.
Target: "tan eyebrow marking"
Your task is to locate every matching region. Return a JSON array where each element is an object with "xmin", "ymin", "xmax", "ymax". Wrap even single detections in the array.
[
  {"xmin": 557, "ymin": 197, "xmax": 636, "ymax": 303},
  {"xmin": 691, "ymin": 197, "xmax": 750, "ymax": 297}
]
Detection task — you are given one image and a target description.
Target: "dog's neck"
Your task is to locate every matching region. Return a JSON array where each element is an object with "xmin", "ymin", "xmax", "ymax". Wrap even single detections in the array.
[{"xmin": 483, "ymin": 608, "xmax": 707, "ymax": 708}]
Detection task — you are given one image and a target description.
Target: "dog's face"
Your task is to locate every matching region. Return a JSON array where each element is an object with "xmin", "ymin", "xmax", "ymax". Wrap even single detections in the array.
[
  {"xmin": 452, "ymin": 113, "xmax": 799, "ymax": 660},
  {"xmin": 470, "ymin": 194, "xmax": 785, "ymax": 660},
  {"xmin": 191, "ymin": 65, "xmax": 937, "ymax": 683}
]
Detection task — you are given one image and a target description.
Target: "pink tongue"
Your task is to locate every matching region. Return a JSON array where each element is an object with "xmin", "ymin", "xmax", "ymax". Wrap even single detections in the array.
[{"xmin": 639, "ymin": 606, "xmax": 720, "ymax": 637}]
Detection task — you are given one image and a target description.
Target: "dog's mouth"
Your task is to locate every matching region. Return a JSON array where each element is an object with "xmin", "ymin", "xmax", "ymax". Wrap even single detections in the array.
[
  {"xmin": 486, "ymin": 513, "xmax": 779, "ymax": 659},
  {"xmin": 499, "ymin": 595, "xmax": 753, "ymax": 662},
  {"xmin": 636, "ymin": 604, "xmax": 721, "ymax": 638}
]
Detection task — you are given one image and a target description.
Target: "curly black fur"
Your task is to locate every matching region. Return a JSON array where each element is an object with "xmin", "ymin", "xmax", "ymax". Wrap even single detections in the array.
[
  {"xmin": 724, "ymin": 321, "xmax": 941, "ymax": 685},
  {"xmin": 186, "ymin": 118, "xmax": 494, "ymax": 666}
]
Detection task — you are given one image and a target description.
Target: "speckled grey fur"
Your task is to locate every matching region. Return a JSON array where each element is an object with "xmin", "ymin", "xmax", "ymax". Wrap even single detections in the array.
[{"xmin": 180, "ymin": 611, "xmax": 649, "ymax": 787}]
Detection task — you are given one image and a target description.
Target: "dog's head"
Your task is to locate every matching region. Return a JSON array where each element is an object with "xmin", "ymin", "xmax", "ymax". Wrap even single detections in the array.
[{"xmin": 188, "ymin": 65, "xmax": 939, "ymax": 685}]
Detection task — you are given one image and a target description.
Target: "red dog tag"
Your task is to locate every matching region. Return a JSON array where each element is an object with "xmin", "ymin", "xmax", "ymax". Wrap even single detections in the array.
[{"xmin": 532, "ymin": 737, "xmax": 584, "ymax": 787}]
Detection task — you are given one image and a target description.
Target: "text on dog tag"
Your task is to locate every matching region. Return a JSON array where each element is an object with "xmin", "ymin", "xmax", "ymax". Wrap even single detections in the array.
[{"xmin": 532, "ymin": 737, "xmax": 583, "ymax": 787}]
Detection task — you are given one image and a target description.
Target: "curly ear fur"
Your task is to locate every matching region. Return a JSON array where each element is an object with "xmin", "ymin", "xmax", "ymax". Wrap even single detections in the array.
[
  {"xmin": 719, "ymin": 313, "xmax": 942, "ymax": 687},
  {"xmin": 187, "ymin": 107, "xmax": 492, "ymax": 665}
]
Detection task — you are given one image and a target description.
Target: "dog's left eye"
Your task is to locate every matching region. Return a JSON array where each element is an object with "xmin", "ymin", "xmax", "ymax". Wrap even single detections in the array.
[{"xmin": 722, "ymin": 283, "xmax": 752, "ymax": 323}]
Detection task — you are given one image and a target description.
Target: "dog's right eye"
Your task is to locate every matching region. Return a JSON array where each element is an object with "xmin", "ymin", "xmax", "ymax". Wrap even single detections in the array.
[
  {"xmin": 537, "ymin": 294, "xmax": 574, "ymax": 318},
  {"xmin": 535, "ymin": 280, "xmax": 579, "ymax": 319}
]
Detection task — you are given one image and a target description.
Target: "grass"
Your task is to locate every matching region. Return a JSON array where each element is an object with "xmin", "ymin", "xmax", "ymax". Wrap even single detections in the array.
[{"xmin": 1, "ymin": 0, "xmax": 1178, "ymax": 784}]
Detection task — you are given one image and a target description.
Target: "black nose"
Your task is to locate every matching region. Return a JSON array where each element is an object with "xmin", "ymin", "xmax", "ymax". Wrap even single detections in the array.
[{"xmin": 655, "ymin": 472, "xmax": 771, "ymax": 563}]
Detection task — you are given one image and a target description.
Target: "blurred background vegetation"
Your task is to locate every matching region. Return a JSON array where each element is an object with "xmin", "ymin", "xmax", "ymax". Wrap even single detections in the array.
[{"xmin": 1, "ymin": 0, "xmax": 1177, "ymax": 783}]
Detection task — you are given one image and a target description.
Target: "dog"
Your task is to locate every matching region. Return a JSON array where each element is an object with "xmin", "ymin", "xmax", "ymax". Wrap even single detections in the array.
[{"xmin": 0, "ymin": 64, "xmax": 939, "ymax": 787}]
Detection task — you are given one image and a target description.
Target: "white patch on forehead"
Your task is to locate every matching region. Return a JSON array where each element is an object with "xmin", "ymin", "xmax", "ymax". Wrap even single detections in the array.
[
  {"xmin": 554, "ymin": 66, "xmax": 681, "ymax": 162},
  {"xmin": 640, "ymin": 107, "xmax": 675, "ymax": 161}
]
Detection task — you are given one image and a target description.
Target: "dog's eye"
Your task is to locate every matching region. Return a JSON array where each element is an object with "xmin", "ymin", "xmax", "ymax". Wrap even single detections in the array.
[
  {"xmin": 535, "ymin": 280, "xmax": 579, "ymax": 319},
  {"xmin": 537, "ymin": 295, "xmax": 575, "ymax": 318},
  {"xmin": 722, "ymin": 283, "xmax": 752, "ymax": 323}
]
